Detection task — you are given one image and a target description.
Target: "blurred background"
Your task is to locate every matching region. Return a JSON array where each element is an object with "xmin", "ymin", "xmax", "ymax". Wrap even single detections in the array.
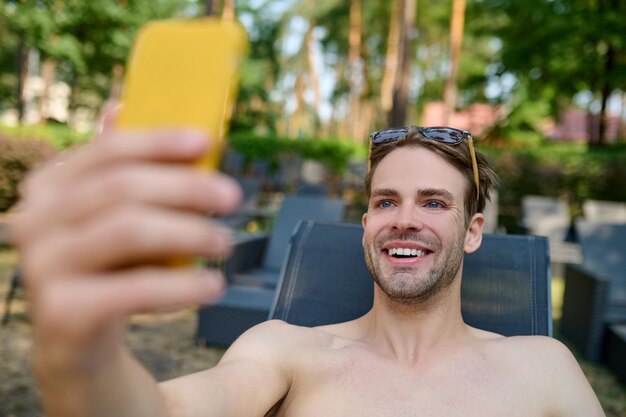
[{"xmin": 1, "ymin": 0, "xmax": 625, "ymax": 416}]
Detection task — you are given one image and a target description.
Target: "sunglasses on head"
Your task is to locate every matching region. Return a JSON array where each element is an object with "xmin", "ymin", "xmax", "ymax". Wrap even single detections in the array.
[{"xmin": 369, "ymin": 126, "xmax": 480, "ymax": 202}]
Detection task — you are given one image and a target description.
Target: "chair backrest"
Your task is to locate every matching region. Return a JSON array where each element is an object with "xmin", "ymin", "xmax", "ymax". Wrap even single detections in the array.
[
  {"xmin": 296, "ymin": 182, "xmax": 331, "ymax": 196},
  {"xmin": 263, "ymin": 196, "xmax": 345, "ymax": 270},
  {"xmin": 521, "ymin": 195, "xmax": 570, "ymax": 241},
  {"xmin": 237, "ymin": 177, "xmax": 262, "ymax": 212},
  {"xmin": 271, "ymin": 220, "xmax": 552, "ymax": 337},
  {"xmin": 583, "ymin": 200, "xmax": 626, "ymax": 224},
  {"xmin": 576, "ymin": 220, "xmax": 626, "ymax": 307}
]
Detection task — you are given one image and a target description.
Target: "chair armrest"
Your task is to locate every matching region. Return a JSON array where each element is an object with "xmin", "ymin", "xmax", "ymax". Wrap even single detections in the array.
[
  {"xmin": 224, "ymin": 233, "xmax": 269, "ymax": 280},
  {"xmin": 561, "ymin": 263, "xmax": 611, "ymax": 362}
]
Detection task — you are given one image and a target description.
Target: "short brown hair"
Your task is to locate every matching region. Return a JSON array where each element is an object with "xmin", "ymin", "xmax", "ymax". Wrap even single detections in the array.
[{"xmin": 365, "ymin": 126, "xmax": 498, "ymax": 225}]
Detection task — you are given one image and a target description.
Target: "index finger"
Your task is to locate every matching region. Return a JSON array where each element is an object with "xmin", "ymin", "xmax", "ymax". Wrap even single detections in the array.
[{"xmin": 29, "ymin": 129, "xmax": 212, "ymax": 191}]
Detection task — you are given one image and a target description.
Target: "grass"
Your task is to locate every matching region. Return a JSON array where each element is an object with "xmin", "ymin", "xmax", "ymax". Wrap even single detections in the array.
[{"xmin": 1, "ymin": 248, "xmax": 625, "ymax": 416}]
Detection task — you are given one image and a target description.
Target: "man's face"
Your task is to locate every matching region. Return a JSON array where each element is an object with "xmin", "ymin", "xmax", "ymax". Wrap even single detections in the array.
[{"xmin": 362, "ymin": 146, "xmax": 481, "ymax": 305}]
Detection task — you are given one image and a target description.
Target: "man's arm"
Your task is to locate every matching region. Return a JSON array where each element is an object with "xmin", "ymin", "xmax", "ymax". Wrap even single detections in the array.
[
  {"xmin": 12, "ymin": 127, "xmax": 287, "ymax": 417},
  {"xmin": 160, "ymin": 320, "xmax": 295, "ymax": 416}
]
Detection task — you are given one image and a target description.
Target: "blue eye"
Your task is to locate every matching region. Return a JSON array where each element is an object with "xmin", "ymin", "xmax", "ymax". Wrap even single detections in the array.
[
  {"xmin": 426, "ymin": 200, "xmax": 443, "ymax": 209},
  {"xmin": 378, "ymin": 200, "xmax": 394, "ymax": 208}
]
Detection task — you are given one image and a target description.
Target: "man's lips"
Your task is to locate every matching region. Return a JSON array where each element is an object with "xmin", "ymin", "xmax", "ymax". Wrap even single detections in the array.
[{"xmin": 380, "ymin": 241, "xmax": 433, "ymax": 264}]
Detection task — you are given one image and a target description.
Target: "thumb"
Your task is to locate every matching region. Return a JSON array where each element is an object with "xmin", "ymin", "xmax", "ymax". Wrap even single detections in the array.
[{"xmin": 97, "ymin": 99, "xmax": 122, "ymax": 137}]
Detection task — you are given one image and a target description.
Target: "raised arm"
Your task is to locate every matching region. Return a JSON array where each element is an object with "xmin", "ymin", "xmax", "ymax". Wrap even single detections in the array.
[
  {"xmin": 160, "ymin": 320, "xmax": 295, "ymax": 417},
  {"xmin": 10, "ymin": 127, "xmax": 270, "ymax": 417}
]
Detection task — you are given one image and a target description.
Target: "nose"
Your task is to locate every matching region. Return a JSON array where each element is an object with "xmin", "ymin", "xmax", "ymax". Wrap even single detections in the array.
[{"xmin": 390, "ymin": 204, "xmax": 424, "ymax": 232}]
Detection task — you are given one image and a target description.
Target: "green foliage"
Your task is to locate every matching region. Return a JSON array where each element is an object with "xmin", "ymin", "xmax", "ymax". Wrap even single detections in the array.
[
  {"xmin": 483, "ymin": 142, "xmax": 626, "ymax": 221},
  {"xmin": 483, "ymin": 85, "xmax": 553, "ymax": 149},
  {"xmin": 472, "ymin": 0, "xmax": 626, "ymax": 145},
  {"xmin": 0, "ymin": 133, "xmax": 56, "ymax": 212},
  {"xmin": 0, "ymin": 123, "xmax": 90, "ymax": 150},
  {"xmin": 230, "ymin": 3, "xmax": 284, "ymax": 135},
  {"xmin": 227, "ymin": 133, "xmax": 362, "ymax": 175},
  {"xmin": 0, "ymin": 0, "xmax": 190, "ymax": 114}
]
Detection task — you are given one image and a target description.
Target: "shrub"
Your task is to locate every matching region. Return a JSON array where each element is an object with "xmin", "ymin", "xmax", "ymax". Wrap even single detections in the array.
[
  {"xmin": 0, "ymin": 123, "xmax": 90, "ymax": 150},
  {"xmin": 227, "ymin": 133, "xmax": 363, "ymax": 176},
  {"xmin": 0, "ymin": 134, "xmax": 56, "ymax": 212},
  {"xmin": 482, "ymin": 142, "xmax": 626, "ymax": 224}
]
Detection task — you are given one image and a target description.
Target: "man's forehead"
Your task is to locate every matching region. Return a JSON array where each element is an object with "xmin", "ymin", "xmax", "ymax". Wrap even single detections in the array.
[{"xmin": 370, "ymin": 147, "xmax": 466, "ymax": 199}]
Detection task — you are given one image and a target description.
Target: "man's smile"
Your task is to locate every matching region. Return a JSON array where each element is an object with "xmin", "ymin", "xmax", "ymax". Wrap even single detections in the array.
[{"xmin": 381, "ymin": 241, "xmax": 434, "ymax": 265}]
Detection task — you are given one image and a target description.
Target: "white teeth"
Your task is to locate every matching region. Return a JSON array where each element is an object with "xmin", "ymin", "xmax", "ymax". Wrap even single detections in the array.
[{"xmin": 388, "ymin": 248, "xmax": 427, "ymax": 257}]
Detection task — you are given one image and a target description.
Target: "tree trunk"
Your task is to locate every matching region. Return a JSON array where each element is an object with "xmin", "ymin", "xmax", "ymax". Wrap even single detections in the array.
[
  {"xmin": 305, "ymin": 23, "xmax": 321, "ymax": 136},
  {"xmin": 586, "ymin": 107, "xmax": 599, "ymax": 146},
  {"xmin": 16, "ymin": 37, "xmax": 29, "ymax": 123},
  {"xmin": 443, "ymin": 0, "xmax": 466, "ymax": 125},
  {"xmin": 205, "ymin": 0, "xmax": 219, "ymax": 16},
  {"xmin": 67, "ymin": 71, "xmax": 79, "ymax": 127},
  {"xmin": 222, "ymin": 0, "xmax": 235, "ymax": 20},
  {"xmin": 387, "ymin": 0, "xmax": 417, "ymax": 128},
  {"xmin": 109, "ymin": 63, "xmax": 124, "ymax": 101},
  {"xmin": 38, "ymin": 58, "xmax": 56, "ymax": 122},
  {"xmin": 620, "ymin": 91, "xmax": 626, "ymax": 140},
  {"xmin": 596, "ymin": 42, "xmax": 615, "ymax": 147},
  {"xmin": 289, "ymin": 74, "xmax": 308, "ymax": 138},
  {"xmin": 380, "ymin": 0, "xmax": 403, "ymax": 115},
  {"xmin": 347, "ymin": 0, "xmax": 363, "ymax": 141},
  {"xmin": 330, "ymin": 59, "xmax": 348, "ymax": 138}
]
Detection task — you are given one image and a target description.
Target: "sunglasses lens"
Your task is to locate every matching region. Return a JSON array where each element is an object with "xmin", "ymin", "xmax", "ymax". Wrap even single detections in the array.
[
  {"xmin": 371, "ymin": 128, "xmax": 408, "ymax": 144},
  {"xmin": 421, "ymin": 127, "xmax": 466, "ymax": 144}
]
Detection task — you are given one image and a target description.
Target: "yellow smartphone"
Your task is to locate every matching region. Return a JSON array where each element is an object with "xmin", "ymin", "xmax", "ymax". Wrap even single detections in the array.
[
  {"xmin": 116, "ymin": 18, "xmax": 248, "ymax": 267},
  {"xmin": 116, "ymin": 17, "xmax": 248, "ymax": 170}
]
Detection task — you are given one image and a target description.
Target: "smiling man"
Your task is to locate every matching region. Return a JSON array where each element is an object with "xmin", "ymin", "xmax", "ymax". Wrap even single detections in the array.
[{"xmin": 13, "ymin": 125, "xmax": 604, "ymax": 417}]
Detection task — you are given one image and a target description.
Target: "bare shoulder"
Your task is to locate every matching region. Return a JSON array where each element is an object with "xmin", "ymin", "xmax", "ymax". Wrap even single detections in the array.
[
  {"xmin": 483, "ymin": 335, "xmax": 605, "ymax": 417},
  {"xmin": 220, "ymin": 319, "xmax": 335, "ymax": 364},
  {"xmin": 489, "ymin": 335, "xmax": 580, "ymax": 373}
]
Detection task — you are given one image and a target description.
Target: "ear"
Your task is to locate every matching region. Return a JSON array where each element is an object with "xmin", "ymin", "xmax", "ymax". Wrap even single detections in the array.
[
  {"xmin": 361, "ymin": 212, "xmax": 367, "ymax": 246},
  {"xmin": 464, "ymin": 213, "xmax": 484, "ymax": 254}
]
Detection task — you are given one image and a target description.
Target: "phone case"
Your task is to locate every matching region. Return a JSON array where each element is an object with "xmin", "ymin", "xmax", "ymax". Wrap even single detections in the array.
[{"xmin": 116, "ymin": 17, "xmax": 248, "ymax": 170}]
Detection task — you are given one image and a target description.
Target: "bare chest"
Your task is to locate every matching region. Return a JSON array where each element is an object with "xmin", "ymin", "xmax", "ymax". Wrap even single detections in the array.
[{"xmin": 272, "ymin": 348, "xmax": 542, "ymax": 417}]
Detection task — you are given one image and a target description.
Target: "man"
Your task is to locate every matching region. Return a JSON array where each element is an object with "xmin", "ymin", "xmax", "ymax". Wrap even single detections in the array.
[{"xmin": 12, "ymin": 122, "xmax": 604, "ymax": 416}]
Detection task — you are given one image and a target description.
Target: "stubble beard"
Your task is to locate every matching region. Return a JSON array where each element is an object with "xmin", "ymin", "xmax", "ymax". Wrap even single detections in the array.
[{"xmin": 363, "ymin": 230, "xmax": 466, "ymax": 305}]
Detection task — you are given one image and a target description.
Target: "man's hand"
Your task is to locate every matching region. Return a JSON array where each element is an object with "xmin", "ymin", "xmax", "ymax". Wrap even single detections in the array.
[{"xmin": 10, "ymin": 127, "xmax": 241, "ymax": 415}]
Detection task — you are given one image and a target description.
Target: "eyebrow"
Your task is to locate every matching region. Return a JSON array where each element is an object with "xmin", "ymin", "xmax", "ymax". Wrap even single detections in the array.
[
  {"xmin": 370, "ymin": 187, "xmax": 455, "ymax": 202},
  {"xmin": 418, "ymin": 187, "xmax": 455, "ymax": 202},
  {"xmin": 370, "ymin": 188, "xmax": 399, "ymax": 199}
]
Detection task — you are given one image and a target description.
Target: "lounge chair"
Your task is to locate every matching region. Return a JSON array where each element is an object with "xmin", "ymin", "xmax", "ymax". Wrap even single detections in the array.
[
  {"xmin": 561, "ymin": 221, "xmax": 626, "ymax": 363},
  {"xmin": 196, "ymin": 195, "xmax": 345, "ymax": 346},
  {"xmin": 582, "ymin": 199, "xmax": 626, "ymax": 224},
  {"xmin": 271, "ymin": 220, "xmax": 552, "ymax": 336}
]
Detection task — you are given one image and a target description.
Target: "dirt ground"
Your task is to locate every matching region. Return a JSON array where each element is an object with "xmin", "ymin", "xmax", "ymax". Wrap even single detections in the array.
[
  {"xmin": 1, "ymin": 249, "xmax": 625, "ymax": 417},
  {"xmin": 0, "ymin": 250, "xmax": 224, "ymax": 417}
]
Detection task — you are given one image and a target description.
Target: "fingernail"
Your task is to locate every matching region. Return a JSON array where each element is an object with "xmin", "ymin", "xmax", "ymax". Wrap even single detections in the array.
[
  {"xmin": 200, "ymin": 272, "xmax": 226, "ymax": 306},
  {"xmin": 179, "ymin": 131, "xmax": 208, "ymax": 150}
]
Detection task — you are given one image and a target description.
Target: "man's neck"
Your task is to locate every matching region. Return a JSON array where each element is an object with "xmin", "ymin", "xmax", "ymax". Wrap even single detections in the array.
[{"xmin": 359, "ymin": 280, "xmax": 469, "ymax": 367}]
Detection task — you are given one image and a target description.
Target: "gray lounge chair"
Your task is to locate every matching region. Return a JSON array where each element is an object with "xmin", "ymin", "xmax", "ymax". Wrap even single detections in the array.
[
  {"xmin": 216, "ymin": 177, "xmax": 263, "ymax": 230},
  {"xmin": 561, "ymin": 221, "xmax": 626, "ymax": 364},
  {"xmin": 196, "ymin": 195, "xmax": 345, "ymax": 346},
  {"xmin": 271, "ymin": 220, "xmax": 552, "ymax": 336},
  {"xmin": 583, "ymin": 199, "xmax": 626, "ymax": 224},
  {"xmin": 520, "ymin": 195, "xmax": 579, "ymax": 264}
]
